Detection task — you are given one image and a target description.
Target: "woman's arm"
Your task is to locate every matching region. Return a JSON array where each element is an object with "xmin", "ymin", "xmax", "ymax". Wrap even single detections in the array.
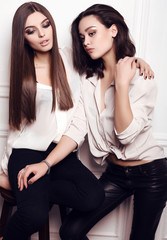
[
  {"xmin": 114, "ymin": 57, "xmax": 157, "ymax": 143},
  {"xmin": 18, "ymin": 135, "xmax": 77, "ymax": 191},
  {"xmin": 18, "ymin": 83, "xmax": 88, "ymax": 191},
  {"xmin": 114, "ymin": 57, "xmax": 136, "ymax": 133}
]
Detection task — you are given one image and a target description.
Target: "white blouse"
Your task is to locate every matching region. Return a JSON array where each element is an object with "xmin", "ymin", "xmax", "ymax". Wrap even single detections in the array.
[
  {"xmin": 0, "ymin": 47, "xmax": 80, "ymax": 174},
  {"xmin": 65, "ymin": 69, "xmax": 165, "ymax": 165}
]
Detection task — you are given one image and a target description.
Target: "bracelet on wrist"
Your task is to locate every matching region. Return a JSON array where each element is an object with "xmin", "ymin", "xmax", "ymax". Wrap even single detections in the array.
[{"xmin": 42, "ymin": 160, "xmax": 51, "ymax": 175}]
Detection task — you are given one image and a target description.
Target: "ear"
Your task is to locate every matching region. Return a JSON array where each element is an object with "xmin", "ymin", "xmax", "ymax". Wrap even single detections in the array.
[{"xmin": 110, "ymin": 24, "xmax": 118, "ymax": 38}]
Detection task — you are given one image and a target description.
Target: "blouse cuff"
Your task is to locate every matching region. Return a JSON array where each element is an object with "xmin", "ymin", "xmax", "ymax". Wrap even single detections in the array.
[{"xmin": 114, "ymin": 118, "xmax": 136, "ymax": 144}]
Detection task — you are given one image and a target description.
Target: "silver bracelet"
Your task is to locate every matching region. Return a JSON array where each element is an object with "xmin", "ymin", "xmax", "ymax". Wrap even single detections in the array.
[{"xmin": 42, "ymin": 160, "xmax": 51, "ymax": 175}]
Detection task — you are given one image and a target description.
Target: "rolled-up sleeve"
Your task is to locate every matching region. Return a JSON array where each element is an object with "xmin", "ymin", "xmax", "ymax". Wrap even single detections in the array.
[
  {"xmin": 64, "ymin": 84, "xmax": 88, "ymax": 148},
  {"xmin": 115, "ymin": 76, "xmax": 157, "ymax": 145}
]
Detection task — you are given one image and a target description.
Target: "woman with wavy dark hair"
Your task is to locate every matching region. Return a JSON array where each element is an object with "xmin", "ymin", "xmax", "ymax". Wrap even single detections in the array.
[
  {"xmin": 71, "ymin": 4, "xmax": 136, "ymax": 79},
  {"xmin": 14, "ymin": 3, "xmax": 159, "ymax": 240},
  {"xmin": 58, "ymin": 4, "xmax": 166, "ymax": 240},
  {"xmin": 0, "ymin": 2, "xmax": 106, "ymax": 239}
]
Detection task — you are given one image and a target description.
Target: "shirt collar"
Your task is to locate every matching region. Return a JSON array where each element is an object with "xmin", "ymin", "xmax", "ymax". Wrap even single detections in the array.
[{"xmin": 86, "ymin": 74, "xmax": 115, "ymax": 87}]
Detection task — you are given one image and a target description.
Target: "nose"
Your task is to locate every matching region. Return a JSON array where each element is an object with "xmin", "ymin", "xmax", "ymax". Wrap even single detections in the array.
[
  {"xmin": 38, "ymin": 29, "xmax": 45, "ymax": 38},
  {"xmin": 83, "ymin": 36, "xmax": 90, "ymax": 48}
]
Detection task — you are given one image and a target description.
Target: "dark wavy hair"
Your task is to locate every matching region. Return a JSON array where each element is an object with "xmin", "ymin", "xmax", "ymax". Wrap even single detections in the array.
[
  {"xmin": 9, "ymin": 2, "xmax": 73, "ymax": 130},
  {"xmin": 71, "ymin": 4, "xmax": 136, "ymax": 79}
]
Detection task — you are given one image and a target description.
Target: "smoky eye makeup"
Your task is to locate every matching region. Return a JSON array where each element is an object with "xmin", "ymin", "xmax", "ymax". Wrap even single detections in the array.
[
  {"xmin": 42, "ymin": 19, "xmax": 51, "ymax": 28},
  {"xmin": 24, "ymin": 18, "xmax": 51, "ymax": 35},
  {"xmin": 25, "ymin": 28, "xmax": 35, "ymax": 35},
  {"xmin": 87, "ymin": 26, "xmax": 97, "ymax": 36},
  {"xmin": 79, "ymin": 29, "xmax": 97, "ymax": 43},
  {"xmin": 88, "ymin": 30, "xmax": 96, "ymax": 37},
  {"xmin": 79, "ymin": 26, "xmax": 97, "ymax": 40}
]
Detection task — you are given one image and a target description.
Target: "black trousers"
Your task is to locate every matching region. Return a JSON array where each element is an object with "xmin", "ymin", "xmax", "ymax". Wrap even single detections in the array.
[
  {"xmin": 60, "ymin": 158, "xmax": 167, "ymax": 240},
  {"xmin": 3, "ymin": 143, "xmax": 104, "ymax": 240}
]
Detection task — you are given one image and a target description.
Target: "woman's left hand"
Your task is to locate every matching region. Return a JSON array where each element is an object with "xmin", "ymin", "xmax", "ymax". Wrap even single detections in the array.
[
  {"xmin": 136, "ymin": 57, "xmax": 154, "ymax": 79},
  {"xmin": 17, "ymin": 162, "xmax": 48, "ymax": 191}
]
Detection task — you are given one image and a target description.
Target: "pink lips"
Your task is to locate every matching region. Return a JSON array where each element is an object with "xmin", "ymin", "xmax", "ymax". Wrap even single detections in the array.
[
  {"xmin": 40, "ymin": 39, "xmax": 49, "ymax": 47},
  {"xmin": 86, "ymin": 48, "xmax": 94, "ymax": 54}
]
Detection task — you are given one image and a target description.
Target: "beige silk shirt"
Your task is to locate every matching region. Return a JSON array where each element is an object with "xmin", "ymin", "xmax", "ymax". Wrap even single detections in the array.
[{"xmin": 65, "ymin": 69, "xmax": 165, "ymax": 166}]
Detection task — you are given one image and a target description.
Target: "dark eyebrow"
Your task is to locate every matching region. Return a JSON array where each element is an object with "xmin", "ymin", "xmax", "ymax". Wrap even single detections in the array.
[
  {"xmin": 79, "ymin": 26, "xmax": 96, "ymax": 36},
  {"xmin": 24, "ymin": 18, "xmax": 48, "ymax": 30}
]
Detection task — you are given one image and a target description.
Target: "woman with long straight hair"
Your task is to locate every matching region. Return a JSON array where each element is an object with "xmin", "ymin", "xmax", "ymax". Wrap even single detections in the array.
[{"xmin": 0, "ymin": 2, "xmax": 106, "ymax": 239}]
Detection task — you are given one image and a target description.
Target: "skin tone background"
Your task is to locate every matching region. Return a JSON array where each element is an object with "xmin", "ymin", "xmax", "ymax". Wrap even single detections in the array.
[{"xmin": 0, "ymin": 0, "xmax": 166, "ymax": 239}]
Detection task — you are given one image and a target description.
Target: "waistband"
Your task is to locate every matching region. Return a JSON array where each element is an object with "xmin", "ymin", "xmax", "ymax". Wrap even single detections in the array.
[{"xmin": 107, "ymin": 153, "xmax": 154, "ymax": 167}]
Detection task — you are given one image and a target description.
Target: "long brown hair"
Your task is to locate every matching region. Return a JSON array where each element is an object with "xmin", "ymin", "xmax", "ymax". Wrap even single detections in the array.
[
  {"xmin": 71, "ymin": 4, "xmax": 136, "ymax": 79},
  {"xmin": 9, "ymin": 2, "xmax": 73, "ymax": 130}
]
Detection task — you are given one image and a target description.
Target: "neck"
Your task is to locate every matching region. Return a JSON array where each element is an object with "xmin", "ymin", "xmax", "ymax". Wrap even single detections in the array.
[
  {"xmin": 102, "ymin": 48, "xmax": 117, "ymax": 73},
  {"xmin": 34, "ymin": 51, "xmax": 51, "ymax": 68},
  {"xmin": 102, "ymin": 50, "xmax": 117, "ymax": 83}
]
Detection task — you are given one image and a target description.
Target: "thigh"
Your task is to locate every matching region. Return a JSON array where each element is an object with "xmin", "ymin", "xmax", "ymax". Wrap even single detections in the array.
[
  {"xmin": 8, "ymin": 148, "xmax": 50, "ymax": 213},
  {"xmin": 51, "ymin": 152, "xmax": 96, "ymax": 183},
  {"xmin": 4, "ymin": 149, "xmax": 50, "ymax": 239},
  {"xmin": 8, "ymin": 148, "xmax": 43, "ymax": 189},
  {"xmin": 50, "ymin": 152, "xmax": 104, "ymax": 211},
  {"xmin": 130, "ymin": 159, "xmax": 167, "ymax": 240},
  {"xmin": 60, "ymin": 165, "xmax": 133, "ymax": 240}
]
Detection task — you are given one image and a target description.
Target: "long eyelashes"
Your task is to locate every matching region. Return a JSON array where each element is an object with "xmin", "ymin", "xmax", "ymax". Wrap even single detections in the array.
[
  {"xmin": 43, "ymin": 21, "xmax": 51, "ymax": 28},
  {"xmin": 89, "ymin": 31, "xmax": 96, "ymax": 37},
  {"xmin": 25, "ymin": 29, "xmax": 35, "ymax": 35},
  {"xmin": 79, "ymin": 31, "xmax": 96, "ymax": 43},
  {"xmin": 25, "ymin": 20, "xmax": 51, "ymax": 35}
]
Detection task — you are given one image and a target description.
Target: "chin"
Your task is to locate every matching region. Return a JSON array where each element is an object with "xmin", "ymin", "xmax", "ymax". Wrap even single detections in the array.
[
  {"xmin": 90, "ymin": 55, "xmax": 100, "ymax": 60},
  {"xmin": 89, "ymin": 51, "xmax": 103, "ymax": 60},
  {"xmin": 41, "ymin": 46, "xmax": 52, "ymax": 52}
]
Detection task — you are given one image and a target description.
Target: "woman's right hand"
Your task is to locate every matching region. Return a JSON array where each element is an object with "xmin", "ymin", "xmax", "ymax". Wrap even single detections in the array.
[
  {"xmin": 17, "ymin": 161, "xmax": 48, "ymax": 191},
  {"xmin": 115, "ymin": 56, "xmax": 137, "ymax": 88}
]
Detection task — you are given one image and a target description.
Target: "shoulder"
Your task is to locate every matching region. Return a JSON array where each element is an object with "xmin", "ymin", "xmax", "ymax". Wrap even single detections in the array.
[
  {"xmin": 59, "ymin": 47, "xmax": 72, "ymax": 65},
  {"xmin": 59, "ymin": 47, "xmax": 81, "ymax": 98},
  {"xmin": 59, "ymin": 46, "xmax": 77, "ymax": 76},
  {"xmin": 59, "ymin": 47, "xmax": 75, "ymax": 81}
]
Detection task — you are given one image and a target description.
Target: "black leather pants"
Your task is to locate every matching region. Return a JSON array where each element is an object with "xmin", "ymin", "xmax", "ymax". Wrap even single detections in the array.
[{"xmin": 60, "ymin": 158, "xmax": 167, "ymax": 240}]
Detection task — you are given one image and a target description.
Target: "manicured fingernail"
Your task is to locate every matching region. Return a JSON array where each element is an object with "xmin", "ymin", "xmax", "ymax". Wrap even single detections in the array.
[{"xmin": 135, "ymin": 59, "xmax": 137, "ymax": 63}]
